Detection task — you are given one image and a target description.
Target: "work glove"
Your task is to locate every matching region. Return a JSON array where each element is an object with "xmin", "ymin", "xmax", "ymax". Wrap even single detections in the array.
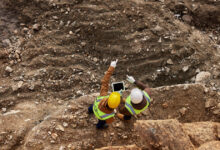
[
  {"xmin": 110, "ymin": 59, "xmax": 118, "ymax": 68},
  {"xmin": 126, "ymin": 75, "xmax": 135, "ymax": 84}
]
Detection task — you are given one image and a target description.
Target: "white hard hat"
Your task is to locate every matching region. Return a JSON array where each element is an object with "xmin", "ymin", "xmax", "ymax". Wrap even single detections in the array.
[{"xmin": 130, "ymin": 88, "xmax": 143, "ymax": 104}]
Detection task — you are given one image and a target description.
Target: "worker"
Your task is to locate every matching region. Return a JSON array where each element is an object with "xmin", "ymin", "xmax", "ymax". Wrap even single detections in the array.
[
  {"xmin": 88, "ymin": 60, "xmax": 121, "ymax": 129},
  {"xmin": 117, "ymin": 75, "xmax": 151, "ymax": 120}
]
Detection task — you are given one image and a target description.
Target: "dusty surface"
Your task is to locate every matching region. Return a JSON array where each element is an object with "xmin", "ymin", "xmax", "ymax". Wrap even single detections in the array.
[
  {"xmin": 0, "ymin": 84, "xmax": 219, "ymax": 149},
  {"xmin": 0, "ymin": 0, "xmax": 220, "ymax": 149},
  {"xmin": 135, "ymin": 119, "xmax": 220, "ymax": 150},
  {"xmin": 135, "ymin": 119, "xmax": 195, "ymax": 150},
  {"xmin": 197, "ymin": 141, "xmax": 220, "ymax": 150},
  {"xmin": 95, "ymin": 145, "xmax": 141, "ymax": 150},
  {"xmin": 183, "ymin": 122, "xmax": 220, "ymax": 146}
]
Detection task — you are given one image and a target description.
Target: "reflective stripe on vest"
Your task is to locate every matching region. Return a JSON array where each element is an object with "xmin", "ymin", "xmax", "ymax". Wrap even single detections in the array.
[
  {"xmin": 125, "ymin": 90, "xmax": 151, "ymax": 115},
  {"xmin": 93, "ymin": 95, "xmax": 115, "ymax": 120},
  {"xmin": 100, "ymin": 112, "xmax": 114, "ymax": 119},
  {"xmin": 143, "ymin": 91, "xmax": 151, "ymax": 104},
  {"xmin": 125, "ymin": 102, "xmax": 136, "ymax": 115}
]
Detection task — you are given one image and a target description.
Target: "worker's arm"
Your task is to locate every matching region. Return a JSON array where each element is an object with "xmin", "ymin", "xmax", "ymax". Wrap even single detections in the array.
[
  {"xmin": 134, "ymin": 81, "xmax": 151, "ymax": 96},
  {"xmin": 134, "ymin": 80, "xmax": 148, "ymax": 90},
  {"xmin": 119, "ymin": 105, "xmax": 132, "ymax": 116},
  {"xmin": 100, "ymin": 60, "xmax": 118, "ymax": 96},
  {"xmin": 126, "ymin": 75, "xmax": 151, "ymax": 96},
  {"xmin": 105, "ymin": 117, "xmax": 114, "ymax": 124}
]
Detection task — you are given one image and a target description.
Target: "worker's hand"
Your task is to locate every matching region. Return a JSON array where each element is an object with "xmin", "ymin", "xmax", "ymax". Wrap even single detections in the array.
[
  {"xmin": 118, "ymin": 89, "xmax": 123, "ymax": 96},
  {"xmin": 126, "ymin": 75, "xmax": 135, "ymax": 84},
  {"xmin": 110, "ymin": 59, "xmax": 118, "ymax": 68}
]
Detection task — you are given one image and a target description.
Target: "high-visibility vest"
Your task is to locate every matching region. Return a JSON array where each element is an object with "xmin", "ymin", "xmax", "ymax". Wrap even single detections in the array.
[
  {"xmin": 93, "ymin": 95, "xmax": 115, "ymax": 120},
  {"xmin": 125, "ymin": 91, "xmax": 151, "ymax": 115}
]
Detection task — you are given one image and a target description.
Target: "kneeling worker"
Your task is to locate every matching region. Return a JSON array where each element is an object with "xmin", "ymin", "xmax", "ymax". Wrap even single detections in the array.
[
  {"xmin": 88, "ymin": 60, "xmax": 120, "ymax": 129},
  {"xmin": 117, "ymin": 75, "xmax": 151, "ymax": 120}
]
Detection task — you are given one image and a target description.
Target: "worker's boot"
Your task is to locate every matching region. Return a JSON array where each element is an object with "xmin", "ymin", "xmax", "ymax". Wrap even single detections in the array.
[
  {"xmin": 102, "ymin": 124, "xmax": 109, "ymax": 129},
  {"xmin": 97, "ymin": 123, "xmax": 109, "ymax": 129},
  {"xmin": 117, "ymin": 113, "xmax": 124, "ymax": 120},
  {"xmin": 88, "ymin": 105, "xmax": 93, "ymax": 114}
]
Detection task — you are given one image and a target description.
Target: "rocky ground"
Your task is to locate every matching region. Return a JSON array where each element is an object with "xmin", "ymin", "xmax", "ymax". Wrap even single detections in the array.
[
  {"xmin": 0, "ymin": 0, "xmax": 220, "ymax": 149},
  {"xmin": 0, "ymin": 84, "xmax": 219, "ymax": 149}
]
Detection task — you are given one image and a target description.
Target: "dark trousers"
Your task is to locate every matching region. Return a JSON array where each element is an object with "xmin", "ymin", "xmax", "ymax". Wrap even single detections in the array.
[
  {"xmin": 124, "ymin": 115, "xmax": 132, "ymax": 120},
  {"xmin": 88, "ymin": 105, "xmax": 107, "ymax": 129}
]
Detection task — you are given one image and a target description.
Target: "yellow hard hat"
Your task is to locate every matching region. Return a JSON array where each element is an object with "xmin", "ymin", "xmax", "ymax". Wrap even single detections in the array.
[{"xmin": 108, "ymin": 92, "xmax": 121, "ymax": 109}]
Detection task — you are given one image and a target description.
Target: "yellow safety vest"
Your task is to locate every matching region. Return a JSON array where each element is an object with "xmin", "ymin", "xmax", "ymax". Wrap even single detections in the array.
[
  {"xmin": 93, "ymin": 95, "xmax": 115, "ymax": 120},
  {"xmin": 125, "ymin": 91, "xmax": 151, "ymax": 115}
]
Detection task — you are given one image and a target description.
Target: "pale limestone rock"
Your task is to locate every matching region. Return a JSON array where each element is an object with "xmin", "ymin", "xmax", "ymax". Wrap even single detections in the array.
[
  {"xmin": 135, "ymin": 119, "xmax": 195, "ymax": 150},
  {"xmin": 195, "ymin": 72, "xmax": 211, "ymax": 83},
  {"xmin": 183, "ymin": 122, "xmax": 220, "ymax": 146},
  {"xmin": 198, "ymin": 141, "xmax": 220, "ymax": 150},
  {"xmin": 96, "ymin": 145, "xmax": 140, "ymax": 150}
]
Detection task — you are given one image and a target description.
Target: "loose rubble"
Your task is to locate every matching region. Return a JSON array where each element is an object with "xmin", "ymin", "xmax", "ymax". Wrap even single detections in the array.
[
  {"xmin": 0, "ymin": 0, "xmax": 220, "ymax": 149},
  {"xmin": 5, "ymin": 66, "xmax": 13, "ymax": 73},
  {"xmin": 195, "ymin": 72, "xmax": 211, "ymax": 83},
  {"xmin": 135, "ymin": 119, "xmax": 220, "ymax": 150}
]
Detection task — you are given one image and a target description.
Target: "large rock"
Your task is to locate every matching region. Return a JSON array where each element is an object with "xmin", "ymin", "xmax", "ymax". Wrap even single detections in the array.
[
  {"xmin": 205, "ymin": 98, "xmax": 217, "ymax": 108},
  {"xmin": 183, "ymin": 122, "xmax": 220, "ymax": 147},
  {"xmin": 195, "ymin": 72, "xmax": 211, "ymax": 83},
  {"xmin": 5, "ymin": 66, "xmax": 13, "ymax": 73},
  {"xmin": 198, "ymin": 141, "xmax": 220, "ymax": 150},
  {"xmin": 0, "ymin": 101, "xmax": 60, "ymax": 150},
  {"xmin": 182, "ymin": 15, "xmax": 192, "ymax": 23},
  {"xmin": 134, "ymin": 119, "xmax": 195, "ymax": 150},
  {"xmin": 216, "ymin": 122, "xmax": 220, "ymax": 139},
  {"xmin": 212, "ymin": 108, "xmax": 220, "ymax": 116},
  {"xmin": 32, "ymin": 23, "xmax": 41, "ymax": 31},
  {"xmin": 96, "ymin": 145, "xmax": 141, "ymax": 150}
]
